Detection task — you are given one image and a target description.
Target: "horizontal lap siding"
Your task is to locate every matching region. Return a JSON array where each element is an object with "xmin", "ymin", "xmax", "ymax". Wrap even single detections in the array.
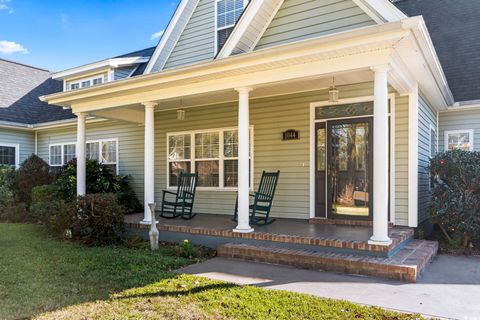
[
  {"xmin": 164, "ymin": 0, "xmax": 215, "ymax": 69},
  {"xmin": 0, "ymin": 128, "xmax": 35, "ymax": 163},
  {"xmin": 439, "ymin": 109, "xmax": 480, "ymax": 152},
  {"xmin": 255, "ymin": 0, "xmax": 375, "ymax": 50},
  {"xmin": 36, "ymin": 122, "xmax": 145, "ymax": 200},
  {"xmin": 394, "ymin": 95, "xmax": 409, "ymax": 226},
  {"xmin": 31, "ymin": 82, "xmax": 409, "ymax": 221},
  {"xmin": 418, "ymin": 93, "xmax": 437, "ymax": 224}
]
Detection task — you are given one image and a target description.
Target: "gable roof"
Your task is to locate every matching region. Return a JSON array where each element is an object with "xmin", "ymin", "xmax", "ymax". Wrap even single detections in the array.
[
  {"xmin": 0, "ymin": 46, "xmax": 157, "ymax": 126},
  {"xmin": 393, "ymin": 0, "xmax": 480, "ymax": 103},
  {"xmin": 144, "ymin": 0, "xmax": 200, "ymax": 73},
  {"xmin": 218, "ymin": 0, "xmax": 406, "ymax": 58},
  {"xmin": 0, "ymin": 59, "xmax": 74, "ymax": 125}
]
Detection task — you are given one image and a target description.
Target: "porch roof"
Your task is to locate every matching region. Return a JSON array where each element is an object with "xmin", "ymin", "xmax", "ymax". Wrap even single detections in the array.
[{"xmin": 40, "ymin": 16, "xmax": 453, "ymax": 113}]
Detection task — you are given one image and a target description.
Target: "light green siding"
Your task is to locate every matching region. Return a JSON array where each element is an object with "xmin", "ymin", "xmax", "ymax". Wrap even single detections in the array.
[
  {"xmin": 164, "ymin": 0, "xmax": 215, "ymax": 69},
  {"xmin": 439, "ymin": 108, "xmax": 480, "ymax": 152},
  {"xmin": 255, "ymin": 0, "xmax": 375, "ymax": 50},
  {"xmin": 394, "ymin": 95, "xmax": 409, "ymax": 226},
  {"xmin": 32, "ymin": 82, "xmax": 410, "ymax": 224},
  {"xmin": 36, "ymin": 121, "xmax": 145, "ymax": 200},
  {"xmin": 417, "ymin": 93, "xmax": 437, "ymax": 224},
  {"xmin": 0, "ymin": 127, "xmax": 35, "ymax": 164}
]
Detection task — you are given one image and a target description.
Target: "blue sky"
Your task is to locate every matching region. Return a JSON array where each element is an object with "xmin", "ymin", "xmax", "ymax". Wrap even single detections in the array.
[{"xmin": 0, "ymin": 0, "xmax": 179, "ymax": 71}]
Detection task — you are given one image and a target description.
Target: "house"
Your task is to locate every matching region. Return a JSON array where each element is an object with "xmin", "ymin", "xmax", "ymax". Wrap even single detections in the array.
[{"xmin": 1, "ymin": 0, "xmax": 479, "ymax": 281}]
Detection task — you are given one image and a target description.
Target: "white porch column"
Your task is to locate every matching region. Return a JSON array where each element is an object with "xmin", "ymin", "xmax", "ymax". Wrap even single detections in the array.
[
  {"xmin": 76, "ymin": 112, "xmax": 86, "ymax": 196},
  {"xmin": 141, "ymin": 102, "xmax": 158, "ymax": 224},
  {"xmin": 369, "ymin": 65, "xmax": 392, "ymax": 245},
  {"xmin": 234, "ymin": 87, "xmax": 254, "ymax": 233}
]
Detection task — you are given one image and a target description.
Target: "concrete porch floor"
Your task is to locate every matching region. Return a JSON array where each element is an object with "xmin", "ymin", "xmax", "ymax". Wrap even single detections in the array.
[{"xmin": 125, "ymin": 213, "xmax": 388, "ymax": 243}]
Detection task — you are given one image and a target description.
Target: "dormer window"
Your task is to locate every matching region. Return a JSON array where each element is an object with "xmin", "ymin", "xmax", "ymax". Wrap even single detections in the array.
[
  {"xmin": 216, "ymin": 0, "xmax": 247, "ymax": 52},
  {"xmin": 67, "ymin": 76, "xmax": 104, "ymax": 91}
]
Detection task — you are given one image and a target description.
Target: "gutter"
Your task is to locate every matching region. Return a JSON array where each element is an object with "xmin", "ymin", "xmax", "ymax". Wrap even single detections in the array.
[{"xmin": 0, "ymin": 117, "xmax": 106, "ymax": 131}]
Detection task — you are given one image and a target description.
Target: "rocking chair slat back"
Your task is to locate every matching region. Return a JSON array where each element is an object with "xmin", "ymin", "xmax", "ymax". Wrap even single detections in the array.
[{"xmin": 257, "ymin": 170, "xmax": 280, "ymax": 201}]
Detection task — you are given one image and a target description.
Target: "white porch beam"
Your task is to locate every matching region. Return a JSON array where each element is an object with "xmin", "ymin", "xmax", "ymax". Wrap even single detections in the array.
[
  {"xmin": 369, "ymin": 65, "xmax": 392, "ymax": 246},
  {"xmin": 92, "ymin": 108, "xmax": 145, "ymax": 124},
  {"xmin": 408, "ymin": 84, "xmax": 419, "ymax": 228},
  {"xmin": 76, "ymin": 112, "xmax": 87, "ymax": 196},
  {"xmin": 234, "ymin": 87, "xmax": 254, "ymax": 233},
  {"xmin": 141, "ymin": 101, "xmax": 158, "ymax": 224}
]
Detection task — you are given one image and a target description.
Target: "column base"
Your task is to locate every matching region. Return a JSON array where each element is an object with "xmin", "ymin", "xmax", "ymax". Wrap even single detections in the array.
[
  {"xmin": 368, "ymin": 237, "xmax": 392, "ymax": 246},
  {"xmin": 233, "ymin": 227, "xmax": 254, "ymax": 233},
  {"xmin": 140, "ymin": 220, "xmax": 158, "ymax": 225}
]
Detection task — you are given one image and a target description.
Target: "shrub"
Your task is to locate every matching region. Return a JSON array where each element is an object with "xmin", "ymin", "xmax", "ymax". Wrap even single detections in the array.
[
  {"xmin": 429, "ymin": 150, "xmax": 480, "ymax": 247},
  {"xmin": 73, "ymin": 193, "xmax": 126, "ymax": 245},
  {"xmin": 30, "ymin": 185, "xmax": 76, "ymax": 238},
  {"xmin": 179, "ymin": 239, "xmax": 194, "ymax": 259},
  {"xmin": 11, "ymin": 154, "xmax": 53, "ymax": 207},
  {"xmin": 56, "ymin": 159, "xmax": 142, "ymax": 213},
  {"xmin": 0, "ymin": 165, "xmax": 28, "ymax": 222}
]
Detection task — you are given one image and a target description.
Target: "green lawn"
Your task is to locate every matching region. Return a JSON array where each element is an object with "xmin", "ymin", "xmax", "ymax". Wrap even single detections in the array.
[{"xmin": 0, "ymin": 223, "xmax": 423, "ymax": 320}]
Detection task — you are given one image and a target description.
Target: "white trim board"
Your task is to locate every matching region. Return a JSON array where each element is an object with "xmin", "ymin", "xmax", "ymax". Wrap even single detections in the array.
[{"xmin": 309, "ymin": 94, "xmax": 396, "ymax": 223}]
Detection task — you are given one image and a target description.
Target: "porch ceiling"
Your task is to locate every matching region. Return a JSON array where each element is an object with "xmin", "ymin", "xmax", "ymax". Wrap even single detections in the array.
[{"xmin": 41, "ymin": 17, "xmax": 453, "ymax": 114}]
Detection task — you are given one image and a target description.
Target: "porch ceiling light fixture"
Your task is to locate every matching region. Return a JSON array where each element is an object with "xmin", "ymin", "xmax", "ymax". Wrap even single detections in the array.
[
  {"xmin": 328, "ymin": 77, "xmax": 339, "ymax": 103},
  {"xmin": 177, "ymin": 108, "xmax": 186, "ymax": 120}
]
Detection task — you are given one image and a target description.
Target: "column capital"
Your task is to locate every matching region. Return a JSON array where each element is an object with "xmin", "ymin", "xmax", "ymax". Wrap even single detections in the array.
[
  {"xmin": 235, "ymin": 87, "xmax": 254, "ymax": 94},
  {"xmin": 371, "ymin": 64, "xmax": 390, "ymax": 73},
  {"xmin": 142, "ymin": 101, "xmax": 158, "ymax": 109},
  {"xmin": 75, "ymin": 112, "xmax": 87, "ymax": 118}
]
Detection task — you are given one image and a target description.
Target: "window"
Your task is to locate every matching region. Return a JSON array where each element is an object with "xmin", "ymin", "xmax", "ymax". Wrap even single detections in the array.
[
  {"xmin": 86, "ymin": 139, "xmax": 119, "ymax": 173},
  {"xmin": 445, "ymin": 130, "xmax": 474, "ymax": 151},
  {"xmin": 49, "ymin": 139, "xmax": 118, "ymax": 173},
  {"xmin": 167, "ymin": 128, "xmax": 253, "ymax": 188},
  {"xmin": 68, "ymin": 76, "xmax": 104, "ymax": 91},
  {"xmin": 216, "ymin": 0, "xmax": 247, "ymax": 51},
  {"xmin": 430, "ymin": 126, "xmax": 437, "ymax": 158},
  {"xmin": 0, "ymin": 144, "xmax": 18, "ymax": 167}
]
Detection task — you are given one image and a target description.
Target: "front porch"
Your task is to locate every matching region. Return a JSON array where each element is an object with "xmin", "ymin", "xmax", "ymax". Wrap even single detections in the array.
[{"xmin": 125, "ymin": 213, "xmax": 437, "ymax": 282}]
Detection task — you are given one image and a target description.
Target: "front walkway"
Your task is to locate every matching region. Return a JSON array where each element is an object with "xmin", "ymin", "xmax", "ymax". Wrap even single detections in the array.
[{"xmin": 178, "ymin": 255, "xmax": 480, "ymax": 319}]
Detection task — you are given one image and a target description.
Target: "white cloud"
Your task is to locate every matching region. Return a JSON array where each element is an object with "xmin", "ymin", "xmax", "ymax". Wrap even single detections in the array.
[
  {"xmin": 0, "ymin": 0, "xmax": 13, "ymax": 14},
  {"xmin": 150, "ymin": 30, "xmax": 164, "ymax": 41},
  {"xmin": 0, "ymin": 40, "xmax": 28, "ymax": 54}
]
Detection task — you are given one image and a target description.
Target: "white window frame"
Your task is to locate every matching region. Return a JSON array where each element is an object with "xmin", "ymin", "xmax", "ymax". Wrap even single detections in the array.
[
  {"xmin": 166, "ymin": 126, "xmax": 254, "ymax": 190},
  {"xmin": 214, "ymin": 0, "xmax": 249, "ymax": 54},
  {"xmin": 0, "ymin": 142, "xmax": 20, "ymax": 168},
  {"xmin": 67, "ymin": 74, "xmax": 105, "ymax": 91},
  {"xmin": 429, "ymin": 124, "xmax": 437, "ymax": 158},
  {"xmin": 444, "ymin": 129, "xmax": 474, "ymax": 152},
  {"xmin": 49, "ymin": 138, "xmax": 119, "ymax": 174}
]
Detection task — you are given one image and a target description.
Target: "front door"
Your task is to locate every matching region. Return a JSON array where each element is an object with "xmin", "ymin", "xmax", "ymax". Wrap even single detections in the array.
[{"xmin": 327, "ymin": 117, "xmax": 373, "ymax": 220}]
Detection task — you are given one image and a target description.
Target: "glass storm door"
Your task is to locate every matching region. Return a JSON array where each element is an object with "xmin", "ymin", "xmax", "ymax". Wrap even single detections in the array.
[{"xmin": 327, "ymin": 118, "xmax": 373, "ymax": 220}]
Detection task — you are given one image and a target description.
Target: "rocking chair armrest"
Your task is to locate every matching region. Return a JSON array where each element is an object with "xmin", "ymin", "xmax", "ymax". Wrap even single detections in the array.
[
  {"xmin": 162, "ymin": 190, "xmax": 178, "ymax": 200},
  {"xmin": 253, "ymin": 192, "xmax": 273, "ymax": 200}
]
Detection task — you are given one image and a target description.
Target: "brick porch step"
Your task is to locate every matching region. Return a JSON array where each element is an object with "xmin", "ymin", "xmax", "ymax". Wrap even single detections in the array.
[{"xmin": 217, "ymin": 239, "xmax": 438, "ymax": 282}]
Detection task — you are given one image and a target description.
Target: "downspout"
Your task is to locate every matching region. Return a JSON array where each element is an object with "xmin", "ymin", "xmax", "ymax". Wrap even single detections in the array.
[{"xmin": 34, "ymin": 130, "xmax": 38, "ymax": 155}]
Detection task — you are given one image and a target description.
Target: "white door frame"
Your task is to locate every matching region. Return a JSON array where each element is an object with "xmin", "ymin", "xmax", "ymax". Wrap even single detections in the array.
[{"xmin": 309, "ymin": 94, "xmax": 396, "ymax": 222}]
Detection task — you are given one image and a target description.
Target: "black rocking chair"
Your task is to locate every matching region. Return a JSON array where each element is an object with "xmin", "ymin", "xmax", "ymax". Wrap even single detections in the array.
[
  {"xmin": 160, "ymin": 172, "xmax": 198, "ymax": 220},
  {"xmin": 233, "ymin": 170, "xmax": 280, "ymax": 225}
]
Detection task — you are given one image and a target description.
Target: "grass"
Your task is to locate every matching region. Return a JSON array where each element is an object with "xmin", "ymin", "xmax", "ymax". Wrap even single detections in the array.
[{"xmin": 0, "ymin": 223, "xmax": 424, "ymax": 320}]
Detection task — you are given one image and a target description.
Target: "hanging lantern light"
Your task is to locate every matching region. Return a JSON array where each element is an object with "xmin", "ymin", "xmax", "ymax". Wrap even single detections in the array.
[
  {"xmin": 177, "ymin": 108, "xmax": 186, "ymax": 120},
  {"xmin": 177, "ymin": 99, "xmax": 186, "ymax": 120},
  {"xmin": 328, "ymin": 77, "xmax": 339, "ymax": 103}
]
